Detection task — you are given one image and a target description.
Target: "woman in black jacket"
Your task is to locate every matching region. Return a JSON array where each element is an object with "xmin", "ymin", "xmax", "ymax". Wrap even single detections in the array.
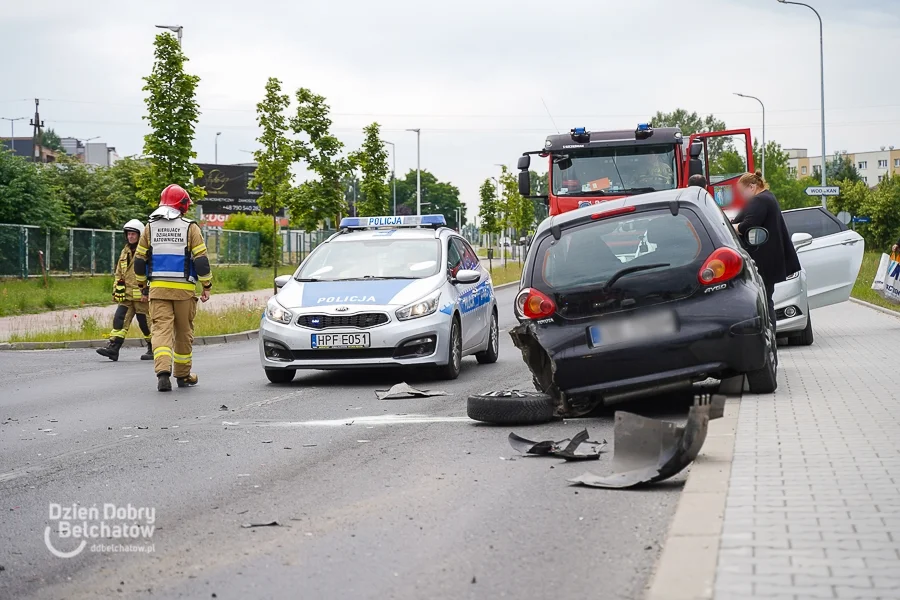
[{"xmin": 732, "ymin": 171, "xmax": 802, "ymax": 332}]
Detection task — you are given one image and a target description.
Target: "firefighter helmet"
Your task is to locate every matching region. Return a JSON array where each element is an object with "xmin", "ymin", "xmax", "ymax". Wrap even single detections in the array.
[
  {"xmin": 159, "ymin": 184, "xmax": 192, "ymax": 213},
  {"xmin": 123, "ymin": 219, "xmax": 145, "ymax": 237}
]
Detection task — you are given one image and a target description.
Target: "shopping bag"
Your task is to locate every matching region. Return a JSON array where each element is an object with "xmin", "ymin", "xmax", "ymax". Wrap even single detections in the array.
[
  {"xmin": 878, "ymin": 253, "xmax": 900, "ymax": 304},
  {"xmin": 872, "ymin": 253, "xmax": 890, "ymax": 292}
]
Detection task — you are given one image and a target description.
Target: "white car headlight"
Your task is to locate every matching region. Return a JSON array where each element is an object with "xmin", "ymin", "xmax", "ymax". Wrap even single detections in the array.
[
  {"xmin": 266, "ymin": 298, "xmax": 294, "ymax": 324},
  {"xmin": 396, "ymin": 289, "xmax": 441, "ymax": 321}
]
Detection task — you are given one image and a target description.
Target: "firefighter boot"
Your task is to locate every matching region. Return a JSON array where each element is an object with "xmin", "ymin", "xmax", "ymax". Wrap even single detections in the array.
[
  {"xmin": 140, "ymin": 341, "xmax": 153, "ymax": 361},
  {"xmin": 157, "ymin": 372, "xmax": 172, "ymax": 392},
  {"xmin": 96, "ymin": 337, "xmax": 124, "ymax": 362},
  {"xmin": 176, "ymin": 373, "xmax": 199, "ymax": 388}
]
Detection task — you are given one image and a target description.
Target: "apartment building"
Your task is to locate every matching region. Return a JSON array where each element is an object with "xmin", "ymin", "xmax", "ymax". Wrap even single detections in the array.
[{"xmin": 787, "ymin": 147, "xmax": 900, "ymax": 186}]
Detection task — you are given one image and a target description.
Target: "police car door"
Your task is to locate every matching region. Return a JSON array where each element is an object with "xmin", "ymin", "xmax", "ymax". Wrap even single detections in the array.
[
  {"xmin": 448, "ymin": 237, "xmax": 479, "ymax": 351},
  {"xmin": 461, "ymin": 238, "xmax": 489, "ymax": 349}
]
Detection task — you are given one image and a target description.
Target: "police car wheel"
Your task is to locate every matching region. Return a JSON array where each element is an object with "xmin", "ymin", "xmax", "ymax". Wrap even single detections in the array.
[
  {"xmin": 475, "ymin": 310, "xmax": 499, "ymax": 365},
  {"xmin": 265, "ymin": 368, "xmax": 296, "ymax": 384},
  {"xmin": 437, "ymin": 317, "xmax": 462, "ymax": 380}
]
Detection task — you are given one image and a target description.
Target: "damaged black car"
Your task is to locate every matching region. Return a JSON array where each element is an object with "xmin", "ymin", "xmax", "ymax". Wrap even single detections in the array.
[{"xmin": 509, "ymin": 187, "xmax": 776, "ymax": 418}]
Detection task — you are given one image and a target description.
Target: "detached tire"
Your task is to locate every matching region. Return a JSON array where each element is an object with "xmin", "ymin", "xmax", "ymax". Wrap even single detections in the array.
[
  {"xmin": 265, "ymin": 368, "xmax": 296, "ymax": 384},
  {"xmin": 467, "ymin": 390, "xmax": 556, "ymax": 425}
]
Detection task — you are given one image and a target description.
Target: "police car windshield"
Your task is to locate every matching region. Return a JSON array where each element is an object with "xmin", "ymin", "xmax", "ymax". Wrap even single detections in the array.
[{"xmin": 296, "ymin": 238, "xmax": 441, "ymax": 281}]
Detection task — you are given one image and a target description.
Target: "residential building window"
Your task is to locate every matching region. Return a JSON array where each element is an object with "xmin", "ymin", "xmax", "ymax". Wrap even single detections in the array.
[
  {"xmin": 864, "ymin": 176, "xmax": 868, "ymax": 183},
  {"xmin": 859, "ymin": 161, "xmax": 868, "ymax": 169},
  {"xmin": 879, "ymin": 175, "xmax": 885, "ymax": 183},
  {"xmin": 895, "ymin": 158, "xmax": 900, "ymax": 168},
  {"xmin": 879, "ymin": 159, "xmax": 888, "ymax": 168},
  {"xmin": 801, "ymin": 166, "xmax": 807, "ymax": 175}
]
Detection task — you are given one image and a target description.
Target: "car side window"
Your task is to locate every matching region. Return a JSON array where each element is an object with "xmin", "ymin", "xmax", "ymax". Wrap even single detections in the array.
[
  {"xmin": 447, "ymin": 238, "xmax": 463, "ymax": 277},
  {"xmin": 783, "ymin": 209, "xmax": 842, "ymax": 239},
  {"xmin": 461, "ymin": 240, "xmax": 480, "ymax": 270}
]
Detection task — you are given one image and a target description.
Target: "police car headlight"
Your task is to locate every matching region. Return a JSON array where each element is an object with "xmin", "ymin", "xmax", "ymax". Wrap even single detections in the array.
[
  {"xmin": 396, "ymin": 290, "xmax": 441, "ymax": 321},
  {"xmin": 266, "ymin": 298, "xmax": 294, "ymax": 324}
]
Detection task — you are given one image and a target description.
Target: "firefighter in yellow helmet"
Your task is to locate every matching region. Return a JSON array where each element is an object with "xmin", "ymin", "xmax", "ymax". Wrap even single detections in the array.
[
  {"xmin": 97, "ymin": 219, "xmax": 153, "ymax": 361},
  {"xmin": 134, "ymin": 184, "xmax": 212, "ymax": 392}
]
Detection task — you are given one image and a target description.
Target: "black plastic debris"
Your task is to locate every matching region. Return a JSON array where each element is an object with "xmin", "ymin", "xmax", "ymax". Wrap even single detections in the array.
[
  {"xmin": 240, "ymin": 521, "xmax": 281, "ymax": 528},
  {"xmin": 376, "ymin": 383, "xmax": 448, "ymax": 400},
  {"xmin": 508, "ymin": 429, "xmax": 607, "ymax": 461},
  {"xmin": 219, "ymin": 405, "xmax": 229, "ymax": 411},
  {"xmin": 568, "ymin": 395, "xmax": 719, "ymax": 488}
]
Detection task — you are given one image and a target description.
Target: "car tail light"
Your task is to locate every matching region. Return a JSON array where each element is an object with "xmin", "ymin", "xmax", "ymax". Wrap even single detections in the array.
[
  {"xmin": 515, "ymin": 288, "xmax": 556, "ymax": 319},
  {"xmin": 698, "ymin": 248, "xmax": 743, "ymax": 285},
  {"xmin": 591, "ymin": 205, "xmax": 636, "ymax": 220}
]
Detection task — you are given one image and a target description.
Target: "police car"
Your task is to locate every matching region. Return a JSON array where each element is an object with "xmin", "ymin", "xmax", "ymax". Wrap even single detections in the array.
[{"xmin": 259, "ymin": 215, "xmax": 499, "ymax": 383}]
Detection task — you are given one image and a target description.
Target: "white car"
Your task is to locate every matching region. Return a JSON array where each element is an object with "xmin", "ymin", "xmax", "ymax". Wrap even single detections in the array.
[
  {"xmin": 772, "ymin": 207, "xmax": 864, "ymax": 345},
  {"xmin": 259, "ymin": 215, "xmax": 499, "ymax": 384}
]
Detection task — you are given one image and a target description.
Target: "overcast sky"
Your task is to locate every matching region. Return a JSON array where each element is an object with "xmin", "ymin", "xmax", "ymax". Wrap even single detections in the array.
[{"xmin": 3, "ymin": 0, "xmax": 899, "ymax": 214}]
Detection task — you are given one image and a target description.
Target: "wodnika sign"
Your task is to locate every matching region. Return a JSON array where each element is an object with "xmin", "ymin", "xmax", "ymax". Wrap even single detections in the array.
[{"xmin": 195, "ymin": 164, "xmax": 284, "ymax": 216}]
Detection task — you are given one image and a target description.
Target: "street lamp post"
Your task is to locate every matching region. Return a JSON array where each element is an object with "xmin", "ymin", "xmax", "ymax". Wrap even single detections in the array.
[
  {"xmin": 384, "ymin": 140, "xmax": 397, "ymax": 215},
  {"xmin": 155, "ymin": 24, "xmax": 183, "ymax": 46},
  {"xmin": 734, "ymin": 93, "xmax": 765, "ymax": 179},
  {"xmin": 777, "ymin": 0, "xmax": 827, "ymax": 208},
  {"xmin": 1, "ymin": 117, "xmax": 25, "ymax": 151},
  {"xmin": 455, "ymin": 207, "xmax": 461, "ymax": 232},
  {"xmin": 406, "ymin": 129, "xmax": 421, "ymax": 215},
  {"xmin": 215, "ymin": 132, "xmax": 222, "ymax": 164}
]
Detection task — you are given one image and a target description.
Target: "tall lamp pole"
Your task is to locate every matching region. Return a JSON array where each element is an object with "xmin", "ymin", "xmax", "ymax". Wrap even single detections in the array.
[
  {"xmin": 777, "ymin": 0, "xmax": 827, "ymax": 208},
  {"xmin": 406, "ymin": 129, "xmax": 421, "ymax": 215},
  {"xmin": 215, "ymin": 131, "xmax": 221, "ymax": 164},
  {"xmin": 384, "ymin": 140, "xmax": 397, "ymax": 215},
  {"xmin": 155, "ymin": 24, "xmax": 183, "ymax": 46},
  {"xmin": 1, "ymin": 117, "xmax": 25, "ymax": 150},
  {"xmin": 734, "ymin": 93, "xmax": 765, "ymax": 179}
]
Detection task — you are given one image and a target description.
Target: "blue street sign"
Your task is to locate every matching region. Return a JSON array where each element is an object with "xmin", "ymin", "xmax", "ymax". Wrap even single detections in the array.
[{"xmin": 852, "ymin": 216, "xmax": 871, "ymax": 224}]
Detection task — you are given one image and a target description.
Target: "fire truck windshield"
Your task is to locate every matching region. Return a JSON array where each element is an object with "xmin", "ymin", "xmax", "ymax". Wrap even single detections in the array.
[{"xmin": 551, "ymin": 144, "xmax": 677, "ymax": 196}]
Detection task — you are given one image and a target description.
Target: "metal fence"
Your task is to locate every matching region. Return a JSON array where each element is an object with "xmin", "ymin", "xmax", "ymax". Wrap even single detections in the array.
[
  {"xmin": 0, "ymin": 224, "xmax": 262, "ymax": 278},
  {"xmin": 279, "ymin": 229, "xmax": 336, "ymax": 266}
]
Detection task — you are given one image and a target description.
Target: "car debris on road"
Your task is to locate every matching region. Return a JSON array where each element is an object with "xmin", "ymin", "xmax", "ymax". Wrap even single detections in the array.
[
  {"xmin": 508, "ymin": 429, "xmax": 607, "ymax": 461},
  {"xmin": 375, "ymin": 382, "xmax": 448, "ymax": 400},
  {"xmin": 569, "ymin": 395, "xmax": 724, "ymax": 489}
]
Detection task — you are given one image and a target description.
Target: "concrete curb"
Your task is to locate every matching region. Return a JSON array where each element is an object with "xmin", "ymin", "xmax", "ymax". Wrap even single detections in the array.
[
  {"xmin": 849, "ymin": 297, "xmax": 900, "ymax": 319},
  {"xmin": 493, "ymin": 281, "xmax": 519, "ymax": 290},
  {"xmin": 0, "ymin": 329, "xmax": 258, "ymax": 351},
  {"xmin": 645, "ymin": 390, "xmax": 742, "ymax": 600}
]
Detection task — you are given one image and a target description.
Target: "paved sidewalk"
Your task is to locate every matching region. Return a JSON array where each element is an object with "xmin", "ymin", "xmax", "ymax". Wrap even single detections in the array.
[
  {"xmin": 715, "ymin": 302, "xmax": 900, "ymax": 599},
  {"xmin": 0, "ymin": 289, "xmax": 272, "ymax": 341}
]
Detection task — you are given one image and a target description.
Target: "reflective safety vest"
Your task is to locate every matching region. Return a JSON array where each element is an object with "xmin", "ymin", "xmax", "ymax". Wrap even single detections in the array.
[{"xmin": 147, "ymin": 216, "xmax": 197, "ymax": 288}]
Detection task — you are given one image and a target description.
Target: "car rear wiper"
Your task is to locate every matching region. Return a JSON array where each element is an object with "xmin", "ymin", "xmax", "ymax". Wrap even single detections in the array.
[{"xmin": 603, "ymin": 263, "xmax": 670, "ymax": 290}]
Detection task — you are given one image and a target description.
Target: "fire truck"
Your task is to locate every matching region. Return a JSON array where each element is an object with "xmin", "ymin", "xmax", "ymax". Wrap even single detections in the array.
[{"xmin": 516, "ymin": 124, "xmax": 754, "ymax": 218}]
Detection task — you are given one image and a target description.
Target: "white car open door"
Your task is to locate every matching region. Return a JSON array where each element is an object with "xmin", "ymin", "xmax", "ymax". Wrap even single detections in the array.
[{"xmin": 783, "ymin": 207, "xmax": 864, "ymax": 310}]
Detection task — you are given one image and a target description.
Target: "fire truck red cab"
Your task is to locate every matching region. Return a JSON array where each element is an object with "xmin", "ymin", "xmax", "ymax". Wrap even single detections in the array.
[{"xmin": 517, "ymin": 124, "xmax": 754, "ymax": 220}]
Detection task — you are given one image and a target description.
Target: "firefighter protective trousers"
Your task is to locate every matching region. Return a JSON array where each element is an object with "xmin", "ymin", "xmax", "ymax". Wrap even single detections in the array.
[{"xmin": 150, "ymin": 298, "xmax": 197, "ymax": 377}]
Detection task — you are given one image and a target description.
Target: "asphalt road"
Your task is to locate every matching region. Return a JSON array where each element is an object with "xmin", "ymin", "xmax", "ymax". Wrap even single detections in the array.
[{"xmin": 0, "ymin": 285, "xmax": 693, "ymax": 600}]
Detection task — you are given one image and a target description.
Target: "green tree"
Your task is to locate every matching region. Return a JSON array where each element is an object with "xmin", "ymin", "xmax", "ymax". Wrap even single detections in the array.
[
  {"xmin": 0, "ymin": 151, "xmax": 70, "ymax": 229},
  {"xmin": 393, "ymin": 169, "xmax": 465, "ymax": 228},
  {"xmin": 651, "ymin": 109, "xmax": 726, "ymax": 136},
  {"xmin": 825, "ymin": 153, "xmax": 862, "ymax": 183},
  {"xmin": 749, "ymin": 140, "xmax": 811, "ymax": 211},
  {"xmin": 478, "ymin": 178, "xmax": 500, "ymax": 268},
  {"xmin": 41, "ymin": 129, "xmax": 64, "ymax": 153},
  {"xmin": 529, "ymin": 170, "xmax": 548, "ymax": 196},
  {"xmin": 827, "ymin": 178, "xmax": 870, "ymax": 221},
  {"xmin": 223, "ymin": 212, "xmax": 280, "ymax": 268},
  {"xmin": 137, "ymin": 32, "xmax": 204, "ymax": 210},
  {"xmin": 251, "ymin": 77, "xmax": 295, "ymax": 281},
  {"xmin": 350, "ymin": 122, "xmax": 390, "ymax": 217},
  {"xmin": 48, "ymin": 156, "xmax": 147, "ymax": 230},
  {"xmin": 860, "ymin": 174, "xmax": 900, "ymax": 250},
  {"xmin": 289, "ymin": 88, "xmax": 350, "ymax": 229}
]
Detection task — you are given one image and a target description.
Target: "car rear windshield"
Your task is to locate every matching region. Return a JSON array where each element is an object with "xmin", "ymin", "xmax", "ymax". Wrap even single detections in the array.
[
  {"xmin": 297, "ymin": 238, "xmax": 441, "ymax": 281},
  {"xmin": 531, "ymin": 209, "xmax": 713, "ymax": 317}
]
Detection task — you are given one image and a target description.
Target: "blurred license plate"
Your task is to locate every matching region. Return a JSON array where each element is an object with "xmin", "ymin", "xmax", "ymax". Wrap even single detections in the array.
[
  {"xmin": 311, "ymin": 333, "xmax": 370, "ymax": 349},
  {"xmin": 589, "ymin": 311, "xmax": 676, "ymax": 347}
]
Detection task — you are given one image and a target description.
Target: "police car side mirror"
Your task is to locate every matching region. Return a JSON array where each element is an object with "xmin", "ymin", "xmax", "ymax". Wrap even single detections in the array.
[
  {"xmin": 453, "ymin": 269, "xmax": 481, "ymax": 285},
  {"xmin": 274, "ymin": 275, "xmax": 291, "ymax": 290},
  {"xmin": 746, "ymin": 227, "xmax": 769, "ymax": 247}
]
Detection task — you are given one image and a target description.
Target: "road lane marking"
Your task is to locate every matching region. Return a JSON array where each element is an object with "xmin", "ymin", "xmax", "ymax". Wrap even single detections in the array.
[{"xmin": 247, "ymin": 414, "xmax": 473, "ymax": 427}]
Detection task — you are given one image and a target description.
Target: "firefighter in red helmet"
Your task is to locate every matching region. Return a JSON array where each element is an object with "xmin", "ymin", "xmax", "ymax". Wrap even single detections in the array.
[{"xmin": 134, "ymin": 184, "xmax": 213, "ymax": 392}]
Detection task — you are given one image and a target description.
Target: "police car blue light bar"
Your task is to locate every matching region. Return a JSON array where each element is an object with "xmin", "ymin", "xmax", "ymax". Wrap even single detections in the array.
[{"xmin": 339, "ymin": 215, "xmax": 447, "ymax": 229}]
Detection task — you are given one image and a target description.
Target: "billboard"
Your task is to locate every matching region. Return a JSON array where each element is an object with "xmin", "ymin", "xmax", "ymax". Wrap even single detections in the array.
[{"xmin": 195, "ymin": 164, "xmax": 284, "ymax": 216}]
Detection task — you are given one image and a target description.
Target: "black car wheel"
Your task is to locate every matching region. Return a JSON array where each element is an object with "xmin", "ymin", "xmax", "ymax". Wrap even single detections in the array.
[
  {"xmin": 467, "ymin": 390, "xmax": 556, "ymax": 425},
  {"xmin": 747, "ymin": 329, "xmax": 777, "ymax": 394},
  {"xmin": 793, "ymin": 313, "xmax": 814, "ymax": 346},
  {"xmin": 437, "ymin": 317, "xmax": 462, "ymax": 380},
  {"xmin": 265, "ymin": 368, "xmax": 296, "ymax": 384},
  {"xmin": 475, "ymin": 311, "xmax": 499, "ymax": 365}
]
